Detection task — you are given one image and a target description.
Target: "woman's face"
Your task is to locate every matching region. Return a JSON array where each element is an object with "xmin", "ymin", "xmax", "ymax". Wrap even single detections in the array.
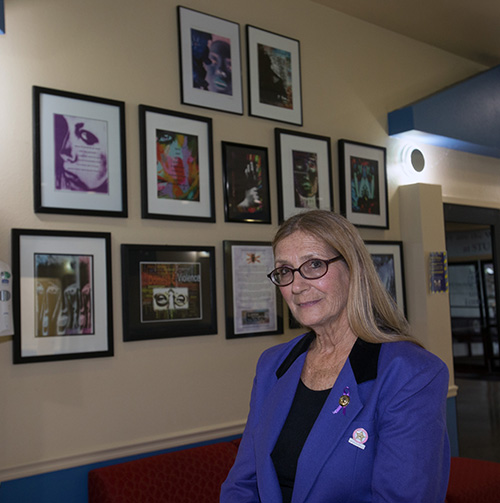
[
  {"xmin": 274, "ymin": 230, "xmax": 350, "ymax": 335},
  {"xmin": 59, "ymin": 115, "xmax": 108, "ymax": 191},
  {"xmin": 204, "ymin": 40, "xmax": 232, "ymax": 95}
]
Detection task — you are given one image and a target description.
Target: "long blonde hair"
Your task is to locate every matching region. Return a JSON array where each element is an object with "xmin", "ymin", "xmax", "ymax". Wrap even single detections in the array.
[{"xmin": 272, "ymin": 210, "xmax": 419, "ymax": 345}]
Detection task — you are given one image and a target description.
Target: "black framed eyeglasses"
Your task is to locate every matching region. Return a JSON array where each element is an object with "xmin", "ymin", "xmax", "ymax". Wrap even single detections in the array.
[{"xmin": 267, "ymin": 256, "xmax": 344, "ymax": 286}]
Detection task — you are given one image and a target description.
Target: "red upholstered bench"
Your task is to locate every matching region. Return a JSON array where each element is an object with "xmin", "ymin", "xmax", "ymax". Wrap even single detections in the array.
[
  {"xmin": 88, "ymin": 440, "xmax": 500, "ymax": 503},
  {"xmin": 88, "ymin": 438, "xmax": 240, "ymax": 503},
  {"xmin": 445, "ymin": 456, "xmax": 500, "ymax": 503}
]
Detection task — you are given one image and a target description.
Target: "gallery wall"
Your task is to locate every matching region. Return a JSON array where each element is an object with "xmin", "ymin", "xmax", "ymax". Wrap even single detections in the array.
[{"xmin": 0, "ymin": 0, "xmax": 498, "ymax": 482}]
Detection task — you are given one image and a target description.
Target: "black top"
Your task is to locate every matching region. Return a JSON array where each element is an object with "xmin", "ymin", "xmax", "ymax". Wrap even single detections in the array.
[{"xmin": 271, "ymin": 379, "xmax": 331, "ymax": 503}]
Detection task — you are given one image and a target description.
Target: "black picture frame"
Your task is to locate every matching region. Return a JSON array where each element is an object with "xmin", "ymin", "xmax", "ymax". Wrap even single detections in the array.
[
  {"xmin": 33, "ymin": 86, "xmax": 127, "ymax": 217},
  {"xmin": 177, "ymin": 6, "xmax": 243, "ymax": 115},
  {"xmin": 246, "ymin": 25, "xmax": 302, "ymax": 125},
  {"xmin": 221, "ymin": 141, "xmax": 271, "ymax": 224},
  {"xmin": 365, "ymin": 241, "xmax": 406, "ymax": 315},
  {"xmin": 12, "ymin": 229, "xmax": 114, "ymax": 364},
  {"xmin": 223, "ymin": 240, "xmax": 283, "ymax": 339},
  {"xmin": 121, "ymin": 244, "xmax": 217, "ymax": 341},
  {"xmin": 139, "ymin": 105, "xmax": 215, "ymax": 222},
  {"xmin": 338, "ymin": 139, "xmax": 388, "ymax": 229},
  {"xmin": 275, "ymin": 128, "xmax": 333, "ymax": 223}
]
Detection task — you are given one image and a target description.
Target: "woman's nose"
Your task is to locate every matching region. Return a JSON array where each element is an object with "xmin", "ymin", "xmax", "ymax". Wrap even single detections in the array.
[{"xmin": 291, "ymin": 272, "xmax": 309, "ymax": 293}]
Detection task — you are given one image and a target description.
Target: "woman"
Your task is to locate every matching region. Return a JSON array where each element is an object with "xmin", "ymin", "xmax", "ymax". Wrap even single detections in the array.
[{"xmin": 220, "ymin": 210, "xmax": 450, "ymax": 503}]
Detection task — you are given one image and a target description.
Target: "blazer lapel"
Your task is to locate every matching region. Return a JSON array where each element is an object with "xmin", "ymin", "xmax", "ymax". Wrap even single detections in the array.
[
  {"xmin": 291, "ymin": 360, "xmax": 363, "ymax": 502},
  {"xmin": 254, "ymin": 350, "xmax": 308, "ymax": 502}
]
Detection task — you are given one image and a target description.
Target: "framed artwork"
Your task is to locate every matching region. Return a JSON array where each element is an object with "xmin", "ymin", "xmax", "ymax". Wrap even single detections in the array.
[
  {"xmin": 177, "ymin": 6, "xmax": 243, "ymax": 115},
  {"xmin": 275, "ymin": 128, "xmax": 333, "ymax": 223},
  {"xmin": 246, "ymin": 25, "xmax": 302, "ymax": 125},
  {"xmin": 121, "ymin": 244, "xmax": 217, "ymax": 341},
  {"xmin": 11, "ymin": 229, "xmax": 113, "ymax": 364},
  {"xmin": 338, "ymin": 139, "xmax": 388, "ymax": 229},
  {"xmin": 221, "ymin": 141, "xmax": 271, "ymax": 224},
  {"xmin": 33, "ymin": 86, "xmax": 127, "ymax": 217},
  {"xmin": 139, "ymin": 105, "xmax": 215, "ymax": 222},
  {"xmin": 365, "ymin": 241, "xmax": 406, "ymax": 315},
  {"xmin": 223, "ymin": 241, "xmax": 283, "ymax": 339}
]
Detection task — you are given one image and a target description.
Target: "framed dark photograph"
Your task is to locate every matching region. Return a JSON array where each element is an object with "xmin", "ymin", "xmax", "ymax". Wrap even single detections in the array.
[
  {"xmin": 366, "ymin": 241, "xmax": 406, "ymax": 315},
  {"xmin": 178, "ymin": 6, "xmax": 243, "ymax": 115},
  {"xmin": 139, "ymin": 105, "xmax": 215, "ymax": 222},
  {"xmin": 33, "ymin": 86, "xmax": 127, "ymax": 217},
  {"xmin": 275, "ymin": 128, "xmax": 333, "ymax": 223},
  {"xmin": 121, "ymin": 244, "xmax": 217, "ymax": 341},
  {"xmin": 223, "ymin": 241, "xmax": 282, "ymax": 339},
  {"xmin": 11, "ymin": 229, "xmax": 113, "ymax": 364},
  {"xmin": 222, "ymin": 141, "xmax": 271, "ymax": 224},
  {"xmin": 338, "ymin": 139, "xmax": 388, "ymax": 229},
  {"xmin": 247, "ymin": 25, "xmax": 302, "ymax": 125}
]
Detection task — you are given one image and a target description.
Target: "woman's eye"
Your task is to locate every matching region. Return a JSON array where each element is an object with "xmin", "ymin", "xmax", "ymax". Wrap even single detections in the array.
[
  {"xmin": 309, "ymin": 259, "xmax": 324, "ymax": 269},
  {"xmin": 279, "ymin": 268, "xmax": 292, "ymax": 277},
  {"xmin": 78, "ymin": 130, "xmax": 99, "ymax": 145}
]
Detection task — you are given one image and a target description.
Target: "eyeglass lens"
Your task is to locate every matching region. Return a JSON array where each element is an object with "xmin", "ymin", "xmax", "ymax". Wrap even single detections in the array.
[{"xmin": 270, "ymin": 258, "xmax": 329, "ymax": 286}]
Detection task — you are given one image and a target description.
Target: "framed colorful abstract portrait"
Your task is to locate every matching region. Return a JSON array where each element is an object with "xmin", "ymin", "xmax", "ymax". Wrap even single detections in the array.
[
  {"xmin": 33, "ymin": 86, "xmax": 127, "ymax": 218},
  {"xmin": 11, "ymin": 229, "xmax": 113, "ymax": 364},
  {"xmin": 221, "ymin": 141, "xmax": 271, "ymax": 224},
  {"xmin": 177, "ymin": 6, "xmax": 243, "ymax": 115},
  {"xmin": 338, "ymin": 139, "xmax": 388, "ymax": 229},
  {"xmin": 139, "ymin": 105, "xmax": 215, "ymax": 222},
  {"xmin": 365, "ymin": 241, "xmax": 406, "ymax": 315},
  {"xmin": 121, "ymin": 244, "xmax": 217, "ymax": 341},
  {"xmin": 275, "ymin": 128, "xmax": 333, "ymax": 223},
  {"xmin": 223, "ymin": 241, "xmax": 283, "ymax": 339},
  {"xmin": 246, "ymin": 25, "xmax": 302, "ymax": 125}
]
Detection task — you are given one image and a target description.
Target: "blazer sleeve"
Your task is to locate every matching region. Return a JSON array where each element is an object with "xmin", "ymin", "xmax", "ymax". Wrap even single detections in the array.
[{"xmin": 371, "ymin": 358, "xmax": 451, "ymax": 503}]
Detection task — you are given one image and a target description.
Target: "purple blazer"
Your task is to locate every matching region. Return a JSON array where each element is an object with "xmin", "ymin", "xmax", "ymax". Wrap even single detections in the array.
[{"xmin": 220, "ymin": 333, "xmax": 450, "ymax": 502}]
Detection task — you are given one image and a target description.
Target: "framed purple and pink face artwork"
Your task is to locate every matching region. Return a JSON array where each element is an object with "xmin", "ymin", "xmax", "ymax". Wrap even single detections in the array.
[
  {"xmin": 338, "ymin": 139, "xmax": 389, "ymax": 229},
  {"xmin": 33, "ymin": 86, "xmax": 127, "ymax": 217},
  {"xmin": 177, "ymin": 6, "xmax": 243, "ymax": 115},
  {"xmin": 139, "ymin": 105, "xmax": 215, "ymax": 222}
]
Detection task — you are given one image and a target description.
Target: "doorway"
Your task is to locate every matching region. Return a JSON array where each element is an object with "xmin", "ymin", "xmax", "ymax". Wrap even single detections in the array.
[{"xmin": 444, "ymin": 204, "xmax": 500, "ymax": 376}]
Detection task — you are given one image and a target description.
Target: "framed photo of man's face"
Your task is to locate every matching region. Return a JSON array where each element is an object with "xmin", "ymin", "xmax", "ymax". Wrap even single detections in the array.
[
  {"xmin": 33, "ymin": 86, "xmax": 127, "ymax": 217},
  {"xmin": 177, "ymin": 6, "xmax": 243, "ymax": 115},
  {"xmin": 275, "ymin": 128, "xmax": 333, "ymax": 223}
]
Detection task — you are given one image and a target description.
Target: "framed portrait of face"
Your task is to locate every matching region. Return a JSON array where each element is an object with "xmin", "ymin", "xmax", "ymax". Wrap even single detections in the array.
[
  {"xmin": 338, "ymin": 139, "xmax": 388, "ymax": 229},
  {"xmin": 247, "ymin": 25, "xmax": 302, "ymax": 125},
  {"xmin": 275, "ymin": 128, "xmax": 333, "ymax": 223},
  {"xmin": 365, "ymin": 241, "xmax": 406, "ymax": 315},
  {"xmin": 139, "ymin": 105, "xmax": 215, "ymax": 222},
  {"xmin": 221, "ymin": 141, "xmax": 271, "ymax": 224},
  {"xmin": 33, "ymin": 86, "xmax": 127, "ymax": 217},
  {"xmin": 11, "ymin": 229, "xmax": 113, "ymax": 364},
  {"xmin": 177, "ymin": 6, "xmax": 243, "ymax": 115}
]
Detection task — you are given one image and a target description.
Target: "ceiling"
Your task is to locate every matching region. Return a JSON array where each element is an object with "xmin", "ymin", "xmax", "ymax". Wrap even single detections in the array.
[{"xmin": 312, "ymin": 0, "xmax": 500, "ymax": 67}]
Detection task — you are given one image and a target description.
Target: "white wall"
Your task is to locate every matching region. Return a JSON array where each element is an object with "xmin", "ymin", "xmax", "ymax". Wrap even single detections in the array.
[{"xmin": 0, "ymin": 0, "xmax": 496, "ymax": 480}]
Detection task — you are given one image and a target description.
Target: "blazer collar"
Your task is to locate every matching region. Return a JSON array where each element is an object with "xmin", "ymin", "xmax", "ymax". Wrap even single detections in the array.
[{"xmin": 276, "ymin": 331, "xmax": 381, "ymax": 384}]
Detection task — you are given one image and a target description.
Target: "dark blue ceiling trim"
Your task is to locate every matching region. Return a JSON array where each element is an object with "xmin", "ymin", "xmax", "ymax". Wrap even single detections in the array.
[
  {"xmin": 388, "ymin": 65, "xmax": 500, "ymax": 158},
  {"xmin": 0, "ymin": 0, "xmax": 4, "ymax": 34}
]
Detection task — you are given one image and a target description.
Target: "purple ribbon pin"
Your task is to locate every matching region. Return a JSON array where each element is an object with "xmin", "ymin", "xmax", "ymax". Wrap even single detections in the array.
[{"xmin": 333, "ymin": 386, "xmax": 350, "ymax": 415}]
